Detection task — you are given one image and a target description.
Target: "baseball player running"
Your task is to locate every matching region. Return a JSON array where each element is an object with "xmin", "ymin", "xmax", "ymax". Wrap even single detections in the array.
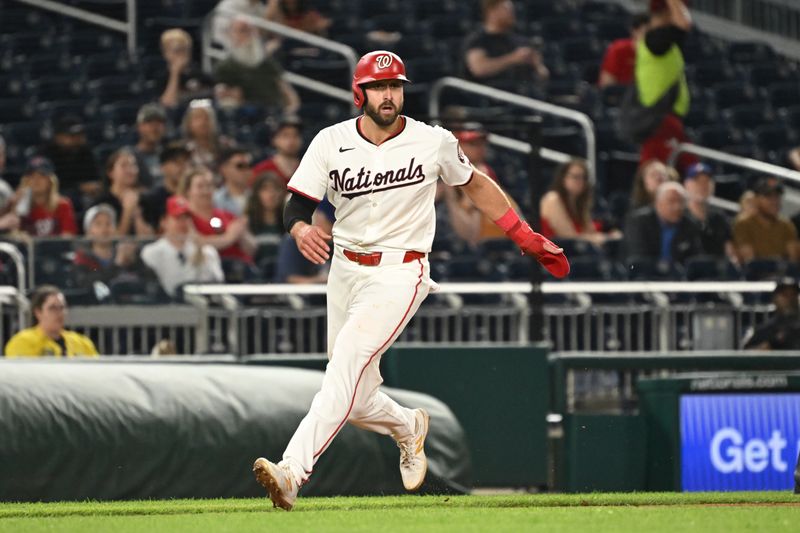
[{"xmin": 253, "ymin": 50, "xmax": 569, "ymax": 511}]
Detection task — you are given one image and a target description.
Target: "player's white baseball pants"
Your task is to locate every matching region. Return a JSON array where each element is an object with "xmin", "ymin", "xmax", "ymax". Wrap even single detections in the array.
[{"xmin": 281, "ymin": 245, "xmax": 432, "ymax": 485}]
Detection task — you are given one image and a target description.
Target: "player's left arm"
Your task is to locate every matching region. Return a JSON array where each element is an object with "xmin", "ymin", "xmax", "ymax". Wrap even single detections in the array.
[{"xmin": 459, "ymin": 167, "xmax": 570, "ymax": 278}]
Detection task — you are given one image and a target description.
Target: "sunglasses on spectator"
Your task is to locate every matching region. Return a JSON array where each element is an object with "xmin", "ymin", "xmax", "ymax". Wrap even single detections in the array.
[{"xmin": 234, "ymin": 162, "xmax": 251, "ymax": 170}]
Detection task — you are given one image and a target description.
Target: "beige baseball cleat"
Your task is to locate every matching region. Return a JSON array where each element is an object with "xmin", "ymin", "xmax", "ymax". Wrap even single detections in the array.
[
  {"xmin": 396, "ymin": 408, "xmax": 430, "ymax": 491},
  {"xmin": 253, "ymin": 457, "xmax": 299, "ymax": 511}
]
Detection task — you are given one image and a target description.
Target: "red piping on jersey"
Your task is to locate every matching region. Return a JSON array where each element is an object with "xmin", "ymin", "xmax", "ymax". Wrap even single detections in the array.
[
  {"xmin": 356, "ymin": 115, "xmax": 407, "ymax": 146},
  {"xmin": 310, "ymin": 259, "xmax": 424, "ymax": 463},
  {"xmin": 287, "ymin": 186, "xmax": 321, "ymax": 203}
]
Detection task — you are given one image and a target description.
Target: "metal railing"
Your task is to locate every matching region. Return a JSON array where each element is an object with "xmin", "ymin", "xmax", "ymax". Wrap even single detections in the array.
[
  {"xmin": 693, "ymin": 0, "xmax": 800, "ymax": 41},
  {"xmin": 12, "ymin": 0, "xmax": 137, "ymax": 57},
  {"xmin": 183, "ymin": 281, "xmax": 778, "ymax": 356},
  {"xmin": 201, "ymin": 7, "xmax": 357, "ymax": 107},
  {"xmin": 428, "ymin": 77, "xmax": 597, "ymax": 182}
]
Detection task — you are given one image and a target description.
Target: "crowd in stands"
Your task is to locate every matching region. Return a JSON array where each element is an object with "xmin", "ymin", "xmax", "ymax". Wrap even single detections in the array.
[{"xmin": 0, "ymin": 0, "xmax": 799, "ymax": 310}]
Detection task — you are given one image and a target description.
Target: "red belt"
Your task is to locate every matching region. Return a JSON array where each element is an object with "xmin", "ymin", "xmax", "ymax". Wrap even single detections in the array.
[{"xmin": 342, "ymin": 249, "xmax": 425, "ymax": 266}]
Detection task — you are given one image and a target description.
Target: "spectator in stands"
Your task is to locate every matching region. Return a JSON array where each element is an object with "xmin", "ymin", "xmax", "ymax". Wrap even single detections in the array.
[
  {"xmin": 274, "ymin": 208, "xmax": 331, "ymax": 283},
  {"xmin": 265, "ymin": 0, "xmax": 331, "ymax": 36},
  {"xmin": 619, "ymin": 0, "xmax": 696, "ymax": 173},
  {"xmin": 598, "ymin": 12, "xmax": 649, "ymax": 88},
  {"xmin": 159, "ymin": 29, "xmax": 214, "ymax": 109},
  {"xmin": 4, "ymin": 285, "xmax": 98, "ymax": 357},
  {"xmin": 733, "ymin": 176, "xmax": 800, "ymax": 263},
  {"xmin": 131, "ymin": 104, "xmax": 168, "ymax": 188},
  {"xmin": 252, "ymin": 116, "xmax": 302, "ymax": 185},
  {"xmin": 181, "ymin": 99, "xmax": 230, "ymax": 168},
  {"xmin": 463, "ymin": 0, "xmax": 549, "ymax": 92},
  {"xmin": 630, "ymin": 159, "xmax": 670, "ymax": 210},
  {"xmin": 682, "ymin": 162, "xmax": 733, "ymax": 259},
  {"xmin": 16, "ymin": 156, "xmax": 77, "ymax": 237},
  {"xmin": 247, "ymin": 171, "xmax": 285, "ymax": 236},
  {"xmin": 0, "ymin": 135, "xmax": 19, "ymax": 234},
  {"xmin": 213, "ymin": 18, "xmax": 301, "ymax": 113},
  {"xmin": 39, "ymin": 115, "xmax": 101, "ymax": 208},
  {"xmin": 93, "ymin": 149, "xmax": 145, "ymax": 236},
  {"xmin": 540, "ymin": 159, "xmax": 619, "ymax": 246},
  {"xmin": 180, "ymin": 166, "xmax": 256, "ymax": 264},
  {"xmin": 139, "ymin": 143, "xmax": 192, "ymax": 234},
  {"xmin": 72, "ymin": 203, "xmax": 141, "ymax": 287},
  {"xmin": 624, "ymin": 181, "xmax": 703, "ymax": 265},
  {"xmin": 213, "ymin": 147, "xmax": 253, "ymax": 216},
  {"xmin": 455, "ymin": 123, "xmax": 498, "ymax": 182},
  {"xmin": 736, "ymin": 190, "xmax": 757, "ymax": 223},
  {"xmin": 744, "ymin": 278, "xmax": 800, "ymax": 350},
  {"xmin": 141, "ymin": 196, "xmax": 224, "ymax": 298},
  {"xmin": 433, "ymin": 123, "xmax": 508, "ymax": 246},
  {"xmin": 789, "ymin": 146, "xmax": 800, "ymax": 172}
]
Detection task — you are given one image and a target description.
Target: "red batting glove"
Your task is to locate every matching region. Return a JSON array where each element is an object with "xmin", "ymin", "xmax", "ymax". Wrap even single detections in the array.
[{"xmin": 494, "ymin": 208, "xmax": 570, "ymax": 279}]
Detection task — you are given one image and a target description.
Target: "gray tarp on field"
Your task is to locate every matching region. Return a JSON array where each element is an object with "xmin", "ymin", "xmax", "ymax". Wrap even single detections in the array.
[{"xmin": 0, "ymin": 361, "xmax": 471, "ymax": 501}]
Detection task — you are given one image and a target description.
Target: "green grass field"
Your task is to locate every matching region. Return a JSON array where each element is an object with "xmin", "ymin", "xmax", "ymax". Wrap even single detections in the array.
[{"xmin": 1, "ymin": 492, "xmax": 798, "ymax": 532}]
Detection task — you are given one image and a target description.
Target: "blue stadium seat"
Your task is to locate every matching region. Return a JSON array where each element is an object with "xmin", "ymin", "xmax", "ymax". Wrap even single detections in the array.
[
  {"xmin": 0, "ymin": 73, "xmax": 25, "ymax": 99},
  {"xmin": 728, "ymin": 41, "xmax": 775, "ymax": 64},
  {"xmin": 567, "ymin": 257, "xmax": 616, "ymax": 281},
  {"xmin": 0, "ymin": 121, "xmax": 43, "ymax": 147},
  {"xmin": 87, "ymin": 75, "xmax": 145, "ymax": 103},
  {"xmin": 590, "ymin": 18, "xmax": 629, "ymax": 42},
  {"xmin": 749, "ymin": 124, "xmax": 796, "ymax": 152},
  {"xmin": 767, "ymin": 82, "xmax": 800, "ymax": 109},
  {"xmin": 747, "ymin": 63, "xmax": 793, "ymax": 87},
  {"xmin": 722, "ymin": 103, "xmax": 773, "ymax": 130},
  {"xmin": 688, "ymin": 61, "xmax": 736, "ymax": 86},
  {"xmin": 0, "ymin": 97, "xmax": 35, "ymax": 123},
  {"xmin": 29, "ymin": 76, "xmax": 85, "ymax": 101},
  {"xmin": 685, "ymin": 255, "xmax": 741, "ymax": 281},
  {"xmin": 692, "ymin": 124, "xmax": 742, "ymax": 149},
  {"xmin": 626, "ymin": 257, "xmax": 685, "ymax": 281},
  {"xmin": 743, "ymin": 258, "xmax": 786, "ymax": 281},
  {"xmin": 709, "ymin": 82, "xmax": 756, "ymax": 110}
]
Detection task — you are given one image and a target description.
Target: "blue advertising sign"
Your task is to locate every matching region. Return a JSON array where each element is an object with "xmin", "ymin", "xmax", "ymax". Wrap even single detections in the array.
[{"xmin": 680, "ymin": 393, "xmax": 800, "ymax": 491}]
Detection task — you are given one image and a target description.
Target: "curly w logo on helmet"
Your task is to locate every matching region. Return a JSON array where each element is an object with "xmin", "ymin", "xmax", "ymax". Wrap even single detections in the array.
[{"xmin": 375, "ymin": 54, "xmax": 393, "ymax": 69}]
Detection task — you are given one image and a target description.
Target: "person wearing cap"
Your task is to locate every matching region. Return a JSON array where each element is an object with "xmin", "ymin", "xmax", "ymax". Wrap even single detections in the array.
[
  {"xmin": 140, "ymin": 196, "xmax": 224, "ymax": 298},
  {"xmin": 214, "ymin": 147, "xmax": 253, "ymax": 216},
  {"xmin": 743, "ymin": 278, "xmax": 800, "ymax": 350},
  {"xmin": 682, "ymin": 162, "xmax": 733, "ymax": 259},
  {"xmin": 139, "ymin": 142, "xmax": 192, "ymax": 234},
  {"xmin": 598, "ymin": 12, "xmax": 650, "ymax": 88},
  {"xmin": 252, "ymin": 116, "xmax": 302, "ymax": 186},
  {"xmin": 733, "ymin": 176, "xmax": 799, "ymax": 263},
  {"xmin": 72, "ymin": 203, "xmax": 142, "ymax": 288},
  {"xmin": 39, "ymin": 115, "xmax": 101, "ymax": 205},
  {"xmin": 131, "ymin": 103, "xmax": 168, "ymax": 189},
  {"xmin": 16, "ymin": 156, "xmax": 77, "ymax": 237},
  {"xmin": 5, "ymin": 285, "xmax": 98, "ymax": 357}
]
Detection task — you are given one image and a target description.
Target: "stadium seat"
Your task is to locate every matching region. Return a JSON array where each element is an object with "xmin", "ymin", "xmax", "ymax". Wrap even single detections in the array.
[
  {"xmin": 626, "ymin": 257, "xmax": 685, "ymax": 281},
  {"xmin": 743, "ymin": 258, "xmax": 787, "ymax": 281},
  {"xmin": 709, "ymin": 82, "xmax": 756, "ymax": 110},
  {"xmin": 749, "ymin": 124, "xmax": 796, "ymax": 153},
  {"xmin": 766, "ymin": 82, "xmax": 800, "ymax": 109},
  {"xmin": 685, "ymin": 255, "xmax": 741, "ymax": 281},
  {"xmin": 0, "ymin": 121, "xmax": 43, "ymax": 147},
  {"xmin": 722, "ymin": 103, "xmax": 773, "ymax": 130},
  {"xmin": 0, "ymin": 97, "xmax": 35, "ymax": 123},
  {"xmin": 728, "ymin": 41, "xmax": 775, "ymax": 64}
]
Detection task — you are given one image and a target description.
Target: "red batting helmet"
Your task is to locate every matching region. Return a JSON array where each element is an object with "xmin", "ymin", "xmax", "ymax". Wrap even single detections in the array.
[{"xmin": 351, "ymin": 50, "xmax": 410, "ymax": 108}]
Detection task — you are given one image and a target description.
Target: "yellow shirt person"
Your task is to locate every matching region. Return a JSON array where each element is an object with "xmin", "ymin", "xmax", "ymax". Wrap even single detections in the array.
[{"xmin": 4, "ymin": 286, "xmax": 98, "ymax": 358}]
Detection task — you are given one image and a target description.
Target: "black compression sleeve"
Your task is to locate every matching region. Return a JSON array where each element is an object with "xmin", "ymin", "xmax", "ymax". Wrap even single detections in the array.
[{"xmin": 283, "ymin": 192, "xmax": 319, "ymax": 232}]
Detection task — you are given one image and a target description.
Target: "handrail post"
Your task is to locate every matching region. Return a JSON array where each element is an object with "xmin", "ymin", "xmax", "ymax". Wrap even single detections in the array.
[
  {"xmin": 428, "ymin": 77, "xmax": 596, "ymax": 183},
  {"xmin": 126, "ymin": 0, "xmax": 137, "ymax": 58}
]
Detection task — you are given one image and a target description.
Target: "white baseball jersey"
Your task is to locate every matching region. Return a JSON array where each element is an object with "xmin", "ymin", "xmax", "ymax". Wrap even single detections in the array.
[{"xmin": 287, "ymin": 115, "xmax": 474, "ymax": 253}]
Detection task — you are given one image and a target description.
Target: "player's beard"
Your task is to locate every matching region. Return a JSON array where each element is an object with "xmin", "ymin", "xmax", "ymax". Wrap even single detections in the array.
[{"xmin": 364, "ymin": 97, "xmax": 402, "ymax": 128}]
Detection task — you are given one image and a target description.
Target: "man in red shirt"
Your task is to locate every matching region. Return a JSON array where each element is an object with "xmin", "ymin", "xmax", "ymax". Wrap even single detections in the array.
[
  {"xmin": 598, "ymin": 12, "xmax": 650, "ymax": 88},
  {"xmin": 252, "ymin": 116, "xmax": 303, "ymax": 186}
]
